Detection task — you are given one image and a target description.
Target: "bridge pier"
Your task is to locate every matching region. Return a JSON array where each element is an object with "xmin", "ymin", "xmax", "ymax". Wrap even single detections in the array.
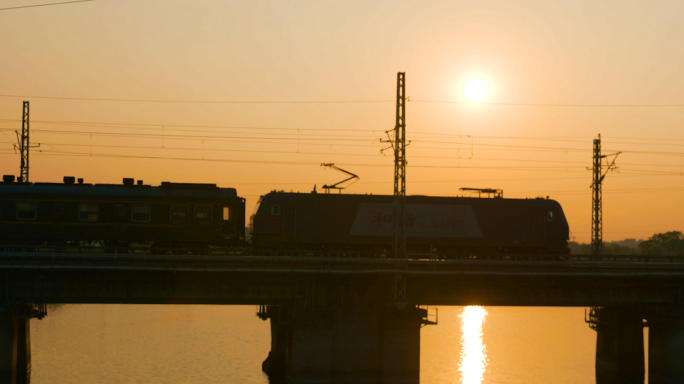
[
  {"xmin": 262, "ymin": 305, "xmax": 424, "ymax": 384},
  {"xmin": 0, "ymin": 313, "xmax": 30, "ymax": 384},
  {"xmin": 15, "ymin": 319, "xmax": 30, "ymax": 384},
  {"xmin": 262, "ymin": 306, "xmax": 288, "ymax": 376},
  {"xmin": 288, "ymin": 309, "xmax": 333, "ymax": 383},
  {"xmin": 591, "ymin": 307, "xmax": 645, "ymax": 384},
  {"xmin": 648, "ymin": 318, "xmax": 684, "ymax": 384},
  {"xmin": 0, "ymin": 313, "xmax": 16, "ymax": 384}
]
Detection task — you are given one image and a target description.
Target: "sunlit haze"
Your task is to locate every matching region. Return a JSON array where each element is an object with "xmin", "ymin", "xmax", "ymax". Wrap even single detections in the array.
[{"xmin": 2, "ymin": 0, "xmax": 684, "ymax": 242}]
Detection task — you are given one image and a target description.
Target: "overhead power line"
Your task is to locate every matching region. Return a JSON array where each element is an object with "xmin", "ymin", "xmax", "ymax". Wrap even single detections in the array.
[
  {"xmin": 3, "ymin": 121, "xmax": 683, "ymax": 151},
  {"xmin": 19, "ymin": 141, "xmax": 684, "ymax": 168},
  {"xmin": 18, "ymin": 150, "xmax": 577, "ymax": 170},
  {"xmin": 3, "ymin": 94, "xmax": 684, "ymax": 107},
  {"xmin": 506, "ymin": 186, "xmax": 684, "ymax": 197},
  {"xmin": 222, "ymin": 176, "xmax": 592, "ymax": 186},
  {"xmin": 0, "ymin": 128, "xmax": 379, "ymax": 143},
  {"xmin": 0, "ymin": 0, "xmax": 95, "ymax": 11},
  {"xmin": 0, "ymin": 118, "xmax": 594, "ymax": 144},
  {"xmin": 5, "ymin": 149, "xmax": 675, "ymax": 175},
  {"xmin": 5, "ymin": 127, "xmax": 684, "ymax": 158},
  {"xmin": 2, "ymin": 145, "xmax": 681, "ymax": 176},
  {"xmin": 412, "ymin": 100, "xmax": 684, "ymax": 107},
  {"xmin": 4, "ymin": 119, "xmax": 684, "ymax": 146},
  {"xmin": 0, "ymin": 95, "xmax": 392, "ymax": 104},
  {"xmin": 0, "ymin": 120, "xmax": 381, "ymax": 138}
]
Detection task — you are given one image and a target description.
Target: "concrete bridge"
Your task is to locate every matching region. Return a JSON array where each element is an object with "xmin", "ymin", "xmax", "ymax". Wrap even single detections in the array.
[{"xmin": 1, "ymin": 249, "xmax": 683, "ymax": 384}]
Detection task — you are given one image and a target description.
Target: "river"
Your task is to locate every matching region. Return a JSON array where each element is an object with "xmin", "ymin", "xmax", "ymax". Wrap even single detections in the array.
[{"xmin": 29, "ymin": 305, "xmax": 643, "ymax": 383}]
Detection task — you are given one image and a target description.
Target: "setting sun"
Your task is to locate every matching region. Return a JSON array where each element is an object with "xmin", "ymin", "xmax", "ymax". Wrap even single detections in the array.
[{"xmin": 464, "ymin": 79, "xmax": 488, "ymax": 101}]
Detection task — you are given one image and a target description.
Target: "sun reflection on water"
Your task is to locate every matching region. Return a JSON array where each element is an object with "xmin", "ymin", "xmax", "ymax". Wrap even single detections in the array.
[{"xmin": 459, "ymin": 306, "xmax": 488, "ymax": 384}]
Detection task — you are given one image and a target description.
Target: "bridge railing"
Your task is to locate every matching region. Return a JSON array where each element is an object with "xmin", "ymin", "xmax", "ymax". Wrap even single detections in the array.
[{"xmin": 0, "ymin": 244, "xmax": 683, "ymax": 267}]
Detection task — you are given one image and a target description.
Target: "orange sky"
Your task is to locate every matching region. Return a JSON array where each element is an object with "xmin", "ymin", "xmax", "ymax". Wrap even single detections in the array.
[{"xmin": 1, "ymin": 0, "xmax": 683, "ymax": 242}]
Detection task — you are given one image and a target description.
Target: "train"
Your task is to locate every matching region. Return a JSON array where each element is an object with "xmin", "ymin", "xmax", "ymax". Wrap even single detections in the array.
[
  {"xmin": 0, "ymin": 176, "xmax": 245, "ymax": 248},
  {"xmin": 249, "ymin": 191, "xmax": 569, "ymax": 257},
  {"xmin": 0, "ymin": 175, "xmax": 570, "ymax": 256}
]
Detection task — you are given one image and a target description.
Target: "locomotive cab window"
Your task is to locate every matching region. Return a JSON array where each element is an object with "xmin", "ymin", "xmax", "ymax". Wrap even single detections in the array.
[
  {"xmin": 16, "ymin": 202, "xmax": 37, "ymax": 220},
  {"xmin": 171, "ymin": 205, "xmax": 188, "ymax": 223},
  {"xmin": 79, "ymin": 203, "xmax": 98, "ymax": 221},
  {"xmin": 132, "ymin": 204, "xmax": 152, "ymax": 222},
  {"xmin": 53, "ymin": 203, "xmax": 65, "ymax": 215},
  {"xmin": 271, "ymin": 205, "xmax": 280, "ymax": 216},
  {"xmin": 115, "ymin": 204, "xmax": 125, "ymax": 216},
  {"xmin": 195, "ymin": 205, "xmax": 212, "ymax": 223},
  {"xmin": 547, "ymin": 211, "xmax": 556, "ymax": 222},
  {"xmin": 223, "ymin": 207, "xmax": 230, "ymax": 221}
]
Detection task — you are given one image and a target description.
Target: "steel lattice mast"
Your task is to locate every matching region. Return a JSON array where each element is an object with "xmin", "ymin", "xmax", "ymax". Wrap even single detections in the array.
[
  {"xmin": 20, "ymin": 101, "xmax": 30, "ymax": 182},
  {"xmin": 590, "ymin": 134, "xmax": 620, "ymax": 256},
  {"xmin": 393, "ymin": 72, "xmax": 407, "ymax": 260},
  {"xmin": 591, "ymin": 135, "xmax": 602, "ymax": 256}
]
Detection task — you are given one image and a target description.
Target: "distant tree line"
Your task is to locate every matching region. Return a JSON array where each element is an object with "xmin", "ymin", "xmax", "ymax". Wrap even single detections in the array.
[
  {"xmin": 638, "ymin": 231, "xmax": 684, "ymax": 256},
  {"xmin": 569, "ymin": 231, "xmax": 684, "ymax": 256},
  {"xmin": 568, "ymin": 241, "xmax": 639, "ymax": 255}
]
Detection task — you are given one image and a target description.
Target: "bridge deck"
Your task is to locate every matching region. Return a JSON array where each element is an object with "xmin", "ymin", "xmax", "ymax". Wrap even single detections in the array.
[
  {"xmin": 1, "ymin": 250, "xmax": 684, "ymax": 277},
  {"xmin": 1, "ymin": 248, "xmax": 683, "ymax": 307}
]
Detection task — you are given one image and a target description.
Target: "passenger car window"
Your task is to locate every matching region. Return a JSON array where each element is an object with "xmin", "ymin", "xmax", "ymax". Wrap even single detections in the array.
[
  {"xmin": 547, "ymin": 211, "xmax": 555, "ymax": 222},
  {"xmin": 79, "ymin": 203, "xmax": 98, "ymax": 221},
  {"xmin": 195, "ymin": 206, "xmax": 212, "ymax": 223},
  {"xmin": 171, "ymin": 205, "xmax": 188, "ymax": 223},
  {"xmin": 223, "ymin": 207, "xmax": 229, "ymax": 221},
  {"xmin": 115, "ymin": 204, "xmax": 125, "ymax": 216},
  {"xmin": 271, "ymin": 205, "xmax": 280, "ymax": 216},
  {"xmin": 132, "ymin": 204, "xmax": 152, "ymax": 222},
  {"xmin": 17, "ymin": 202, "xmax": 37, "ymax": 220},
  {"xmin": 53, "ymin": 203, "xmax": 64, "ymax": 215}
]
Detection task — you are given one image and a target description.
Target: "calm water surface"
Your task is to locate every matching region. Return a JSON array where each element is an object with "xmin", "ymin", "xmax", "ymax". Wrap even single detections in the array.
[{"xmin": 31, "ymin": 305, "xmax": 621, "ymax": 383}]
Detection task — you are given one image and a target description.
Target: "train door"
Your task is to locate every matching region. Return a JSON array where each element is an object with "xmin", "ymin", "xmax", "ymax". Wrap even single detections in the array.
[
  {"xmin": 219, "ymin": 198, "xmax": 245, "ymax": 242},
  {"xmin": 219, "ymin": 204, "xmax": 231, "ymax": 236}
]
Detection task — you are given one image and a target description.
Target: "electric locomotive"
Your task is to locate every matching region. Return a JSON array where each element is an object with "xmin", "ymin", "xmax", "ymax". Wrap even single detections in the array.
[
  {"xmin": 250, "ymin": 191, "xmax": 569, "ymax": 257},
  {"xmin": 0, "ymin": 176, "xmax": 246, "ymax": 248}
]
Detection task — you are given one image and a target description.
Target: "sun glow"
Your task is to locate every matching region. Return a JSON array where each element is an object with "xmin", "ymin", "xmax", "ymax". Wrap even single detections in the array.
[
  {"xmin": 459, "ymin": 306, "xmax": 488, "ymax": 384},
  {"xmin": 464, "ymin": 79, "xmax": 488, "ymax": 101}
]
